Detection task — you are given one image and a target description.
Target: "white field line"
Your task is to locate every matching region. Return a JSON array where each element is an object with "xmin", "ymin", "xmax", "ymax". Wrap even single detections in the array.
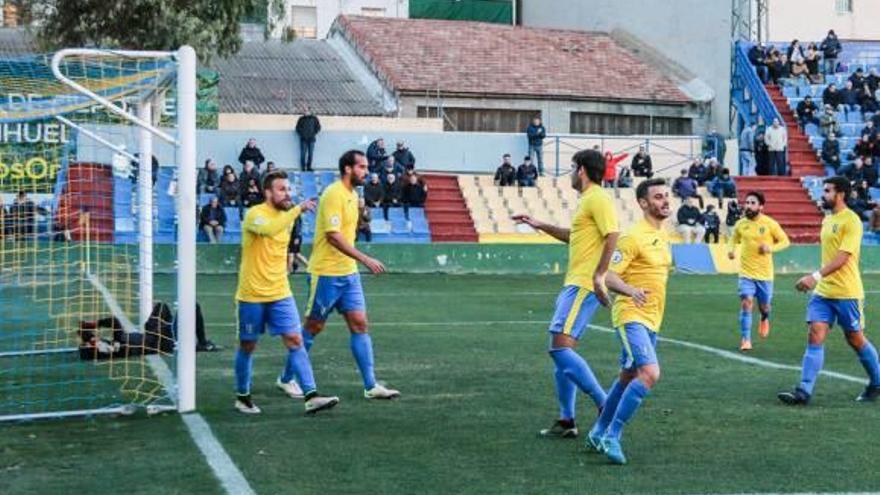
[{"xmin": 158, "ymin": 290, "xmax": 880, "ymax": 298}]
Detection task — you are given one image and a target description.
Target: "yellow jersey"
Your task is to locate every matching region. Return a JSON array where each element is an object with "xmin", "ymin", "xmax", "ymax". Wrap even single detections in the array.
[
  {"xmin": 728, "ymin": 214, "xmax": 790, "ymax": 281},
  {"xmin": 235, "ymin": 202, "xmax": 303, "ymax": 303},
  {"xmin": 610, "ymin": 220, "xmax": 672, "ymax": 332},
  {"xmin": 816, "ymin": 208, "xmax": 863, "ymax": 299},
  {"xmin": 308, "ymin": 181, "xmax": 359, "ymax": 276},
  {"xmin": 564, "ymin": 184, "xmax": 619, "ymax": 289}
]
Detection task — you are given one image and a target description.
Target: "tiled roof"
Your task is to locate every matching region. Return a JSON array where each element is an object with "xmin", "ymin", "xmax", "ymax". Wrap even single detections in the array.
[
  {"xmin": 335, "ymin": 16, "xmax": 691, "ymax": 104},
  {"xmin": 214, "ymin": 39, "xmax": 386, "ymax": 116}
]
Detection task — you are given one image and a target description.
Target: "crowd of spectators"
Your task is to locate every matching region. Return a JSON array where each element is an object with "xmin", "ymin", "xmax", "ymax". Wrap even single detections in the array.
[
  {"xmin": 675, "ymin": 195, "xmax": 742, "ymax": 244},
  {"xmin": 749, "ymin": 30, "xmax": 841, "ymax": 85}
]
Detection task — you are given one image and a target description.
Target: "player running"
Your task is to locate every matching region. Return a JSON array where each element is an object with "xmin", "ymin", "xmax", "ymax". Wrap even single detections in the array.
[
  {"xmin": 778, "ymin": 176, "xmax": 880, "ymax": 405},
  {"xmin": 514, "ymin": 149, "xmax": 619, "ymax": 439},
  {"xmin": 726, "ymin": 191, "xmax": 790, "ymax": 352},
  {"xmin": 302, "ymin": 150, "xmax": 400, "ymax": 400},
  {"xmin": 234, "ymin": 170, "xmax": 339, "ymax": 415},
  {"xmin": 585, "ymin": 178, "xmax": 672, "ymax": 465}
]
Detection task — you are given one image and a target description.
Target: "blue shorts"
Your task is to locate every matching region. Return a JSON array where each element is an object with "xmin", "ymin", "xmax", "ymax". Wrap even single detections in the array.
[
  {"xmin": 305, "ymin": 273, "xmax": 367, "ymax": 321},
  {"xmin": 738, "ymin": 277, "xmax": 774, "ymax": 305},
  {"xmin": 617, "ymin": 322, "xmax": 659, "ymax": 370},
  {"xmin": 237, "ymin": 297, "xmax": 301, "ymax": 342},
  {"xmin": 548, "ymin": 286, "xmax": 601, "ymax": 340},
  {"xmin": 806, "ymin": 295, "xmax": 864, "ymax": 332}
]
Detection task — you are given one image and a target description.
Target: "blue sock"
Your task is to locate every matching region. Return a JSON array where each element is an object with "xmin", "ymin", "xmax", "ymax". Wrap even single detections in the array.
[
  {"xmin": 739, "ymin": 309, "xmax": 752, "ymax": 340},
  {"xmin": 607, "ymin": 379, "xmax": 650, "ymax": 440},
  {"xmin": 303, "ymin": 330, "xmax": 315, "ymax": 352},
  {"xmin": 286, "ymin": 345, "xmax": 317, "ymax": 394},
  {"xmin": 857, "ymin": 341, "xmax": 880, "ymax": 386},
  {"xmin": 549, "ymin": 348, "xmax": 607, "ymax": 408},
  {"xmin": 554, "ymin": 365, "xmax": 576, "ymax": 421},
  {"xmin": 591, "ymin": 378, "xmax": 625, "ymax": 436},
  {"xmin": 798, "ymin": 344, "xmax": 825, "ymax": 395},
  {"xmin": 350, "ymin": 333, "xmax": 377, "ymax": 390},
  {"xmin": 234, "ymin": 348, "xmax": 253, "ymax": 396}
]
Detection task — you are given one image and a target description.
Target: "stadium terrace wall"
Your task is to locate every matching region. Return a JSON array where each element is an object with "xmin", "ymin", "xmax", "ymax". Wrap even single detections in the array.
[{"xmin": 148, "ymin": 244, "xmax": 880, "ymax": 275}]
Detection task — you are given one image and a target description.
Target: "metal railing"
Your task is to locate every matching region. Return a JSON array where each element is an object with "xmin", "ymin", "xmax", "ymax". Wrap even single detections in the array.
[{"xmin": 544, "ymin": 134, "xmax": 704, "ymax": 178}]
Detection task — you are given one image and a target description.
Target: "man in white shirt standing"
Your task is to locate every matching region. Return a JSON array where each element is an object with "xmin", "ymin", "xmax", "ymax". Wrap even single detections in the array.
[{"xmin": 765, "ymin": 118, "xmax": 788, "ymax": 176}]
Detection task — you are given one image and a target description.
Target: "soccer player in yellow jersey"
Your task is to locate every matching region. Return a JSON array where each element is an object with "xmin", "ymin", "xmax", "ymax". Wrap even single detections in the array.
[
  {"xmin": 583, "ymin": 178, "xmax": 672, "ymax": 465},
  {"xmin": 234, "ymin": 170, "xmax": 339, "ymax": 415},
  {"xmin": 303, "ymin": 150, "xmax": 400, "ymax": 400},
  {"xmin": 779, "ymin": 176, "xmax": 880, "ymax": 405},
  {"xmin": 726, "ymin": 191, "xmax": 790, "ymax": 351},
  {"xmin": 513, "ymin": 149, "xmax": 619, "ymax": 439}
]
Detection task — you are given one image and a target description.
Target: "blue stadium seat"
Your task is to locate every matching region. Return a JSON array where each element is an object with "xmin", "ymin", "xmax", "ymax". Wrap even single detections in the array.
[
  {"xmin": 804, "ymin": 123, "xmax": 819, "ymax": 136},
  {"xmin": 224, "ymin": 208, "xmax": 242, "ymax": 232},
  {"xmin": 782, "ymin": 86, "xmax": 798, "ymax": 98},
  {"xmin": 870, "ymin": 187, "xmax": 880, "ymax": 200}
]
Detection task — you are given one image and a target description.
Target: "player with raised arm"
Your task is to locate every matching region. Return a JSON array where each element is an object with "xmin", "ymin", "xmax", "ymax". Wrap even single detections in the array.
[
  {"xmin": 778, "ymin": 176, "xmax": 880, "ymax": 405},
  {"xmin": 234, "ymin": 170, "xmax": 339, "ymax": 415},
  {"xmin": 302, "ymin": 150, "xmax": 400, "ymax": 400},
  {"xmin": 726, "ymin": 191, "xmax": 790, "ymax": 351},
  {"xmin": 585, "ymin": 178, "xmax": 672, "ymax": 465},
  {"xmin": 514, "ymin": 149, "xmax": 619, "ymax": 439}
]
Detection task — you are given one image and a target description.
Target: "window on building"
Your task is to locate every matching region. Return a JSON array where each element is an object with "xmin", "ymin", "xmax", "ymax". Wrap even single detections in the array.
[
  {"xmin": 569, "ymin": 112, "xmax": 692, "ymax": 136},
  {"xmin": 417, "ymin": 107, "xmax": 540, "ymax": 132},
  {"xmin": 361, "ymin": 7, "xmax": 387, "ymax": 17},
  {"xmin": 835, "ymin": 0, "xmax": 853, "ymax": 14},
  {"xmin": 290, "ymin": 6, "xmax": 317, "ymax": 39}
]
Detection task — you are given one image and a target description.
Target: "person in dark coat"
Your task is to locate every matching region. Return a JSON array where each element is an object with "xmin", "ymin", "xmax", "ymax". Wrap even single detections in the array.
[
  {"xmin": 401, "ymin": 172, "xmax": 428, "ymax": 220},
  {"xmin": 219, "ymin": 165, "xmax": 240, "ymax": 206},
  {"xmin": 363, "ymin": 173, "xmax": 384, "ymax": 208},
  {"xmin": 630, "ymin": 146, "xmax": 654, "ymax": 178},
  {"xmin": 494, "ymin": 154, "xmax": 517, "ymax": 186},
  {"xmin": 366, "ymin": 138, "xmax": 388, "ymax": 174},
  {"xmin": 381, "ymin": 173, "xmax": 403, "ymax": 221},
  {"xmin": 295, "ymin": 108, "xmax": 321, "ymax": 171},
  {"xmin": 819, "ymin": 29, "xmax": 842, "ymax": 75},
  {"xmin": 392, "ymin": 141, "xmax": 416, "ymax": 171},
  {"xmin": 237, "ymin": 138, "xmax": 265, "ymax": 168},
  {"xmin": 525, "ymin": 116, "xmax": 546, "ymax": 175},
  {"xmin": 199, "ymin": 196, "xmax": 227, "ymax": 243}
]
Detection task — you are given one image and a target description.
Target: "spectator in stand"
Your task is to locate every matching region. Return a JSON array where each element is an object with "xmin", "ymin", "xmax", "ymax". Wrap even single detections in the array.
[
  {"xmin": 790, "ymin": 51, "xmax": 809, "ymax": 80},
  {"xmin": 382, "ymin": 173, "xmax": 403, "ymax": 220},
  {"xmin": 768, "ymin": 51, "xmax": 789, "ymax": 84},
  {"xmin": 219, "ymin": 165, "xmax": 240, "ymax": 206},
  {"xmin": 239, "ymin": 160, "xmax": 261, "ymax": 198},
  {"xmin": 261, "ymin": 161, "xmax": 278, "ymax": 183},
  {"xmin": 241, "ymin": 178, "xmax": 263, "ymax": 208},
  {"xmin": 525, "ymin": 116, "xmax": 546, "ymax": 175},
  {"xmin": 357, "ymin": 198, "xmax": 372, "ymax": 242},
  {"xmin": 819, "ymin": 104, "xmax": 841, "ymax": 138},
  {"xmin": 748, "ymin": 43, "xmax": 769, "ymax": 83},
  {"xmin": 366, "ymin": 138, "xmax": 388, "ymax": 174},
  {"xmin": 703, "ymin": 128, "xmax": 726, "ymax": 164},
  {"xmin": 363, "ymin": 173, "xmax": 384, "ymax": 208},
  {"xmin": 850, "ymin": 67, "xmax": 867, "ymax": 89},
  {"xmin": 677, "ymin": 196, "xmax": 705, "ymax": 244},
  {"xmin": 392, "ymin": 141, "xmax": 416, "ymax": 171},
  {"xmin": 859, "ymin": 83, "xmax": 879, "ymax": 114},
  {"xmin": 704, "ymin": 157, "xmax": 723, "ymax": 183},
  {"xmin": 197, "ymin": 159, "xmax": 220, "ymax": 194},
  {"xmin": 402, "ymin": 172, "xmax": 428, "ymax": 220},
  {"xmin": 517, "ymin": 156, "xmax": 538, "ymax": 187},
  {"xmin": 380, "ymin": 156, "xmax": 404, "ymax": 184},
  {"xmin": 852, "ymin": 135, "xmax": 873, "ymax": 159},
  {"xmin": 237, "ymin": 138, "xmax": 265, "ymax": 168},
  {"xmin": 862, "ymin": 120, "xmax": 878, "ymax": 141},
  {"xmin": 796, "ymin": 95, "xmax": 820, "ymax": 129},
  {"xmin": 709, "ymin": 168, "xmax": 738, "ymax": 202},
  {"xmin": 630, "ymin": 145, "xmax": 653, "ymax": 178},
  {"xmin": 616, "ymin": 163, "xmax": 633, "ymax": 188},
  {"xmin": 130, "ymin": 153, "xmax": 159, "ymax": 187},
  {"xmin": 823, "ymin": 83, "xmax": 843, "ymax": 111},
  {"xmin": 754, "ymin": 129, "xmax": 771, "ymax": 176},
  {"xmin": 295, "ymin": 107, "xmax": 321, "ymax": 171},
  {"xmin": 821, "ymin": 133, "xmax": 842, "ymax": 175},
  {"xmin": 494, "ymin": 154, "xmax": 517, "ymax": 187},
  {"xmin": 847, "ymin": 188, "xmax": 873, "ymax": 221},
  {"xmin": 725, "ymin": 199, "xmax": 742, "ymax": 235},
  {"xmin": 688, "ymin": 159, "xmax": 708, "ymax": 185},
  {"xmin": 805, "ymin": 43, "xmax": 822, "ymax": 82},
  {"xmin": 602, "ymin": 150, "xmax": 629, "ymax": 187},
  {"xmin": 839, "ymin": 80, "xmax": 859, "ymax": 113},
  {"xmin": 199, "ymin": 196, "xmax": 226, "ymax": 243},
  {"xmin": 820, "ymin": 30, "xmax": 842, "ymax": 75},
  {"xmin": 739, "ymin": 123, "xmax": 757, "ymax": 176},
  {"xmin": 868, "ymin": 68, "xmax": 880, "ymax": 94},
  {"xmin": 8, "ymin": 191, "xmax": 45, "ymax": 239},
  {"xmin": 673, "ymin": 168, "xmax": 700, "ymax": 206},
  {"xmin": 765, "ymin": 118, "xmax": 788, "ymax": 176},
  {"xmin": 703, "ymin": 204, "xmax": 721, "ymax": 243},
  {"xmin": 863, "ymin": 156, "xmax": 879, "ymax": 187},
  {"xmin": 787, "ymin": 39, "xmax": 805, "ymax": 68}
]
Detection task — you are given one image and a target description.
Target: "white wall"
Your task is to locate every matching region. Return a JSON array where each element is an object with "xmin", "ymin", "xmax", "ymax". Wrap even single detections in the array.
[
  {"xmin": 521, "ymin": 0, "xmax": 730, "ymax": 135},
  {"xmin": 768, "ymin": 0, "xmax": 880, "ymax": 41},
  {"xmin": 270, "ymin": 0, "xmax": 409, "ymax": 39}
]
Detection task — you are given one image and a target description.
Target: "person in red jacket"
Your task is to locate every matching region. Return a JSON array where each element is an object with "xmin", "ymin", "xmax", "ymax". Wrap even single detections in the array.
[{"xmin": 602, "ymin": 151, "xmax": 630, "ymax": 187}]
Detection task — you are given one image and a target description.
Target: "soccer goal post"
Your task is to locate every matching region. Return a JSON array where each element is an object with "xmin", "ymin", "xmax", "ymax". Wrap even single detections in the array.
[{"xmin": 0, "ymin": 46, "xmax": 197, "ymax": 421}]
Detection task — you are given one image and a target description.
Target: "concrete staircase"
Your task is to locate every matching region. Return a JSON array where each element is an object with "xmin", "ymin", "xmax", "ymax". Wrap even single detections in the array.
[
  {"xmin": 734, "ymin": 176, "xmax": 822, "ymax": 243},
  {"xmin": 422, "ymin": 174, "xmax": 478, "ymax": 242},
  {"xmin": 766, "ymin": 84, "xmax": 825, "ymax": 177}
]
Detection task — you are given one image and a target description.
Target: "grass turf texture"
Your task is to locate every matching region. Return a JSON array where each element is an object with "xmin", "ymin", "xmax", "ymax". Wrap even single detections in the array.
[{"xmin": 3, "ymin": 273, "xmax": 880, "ymax": 494}]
